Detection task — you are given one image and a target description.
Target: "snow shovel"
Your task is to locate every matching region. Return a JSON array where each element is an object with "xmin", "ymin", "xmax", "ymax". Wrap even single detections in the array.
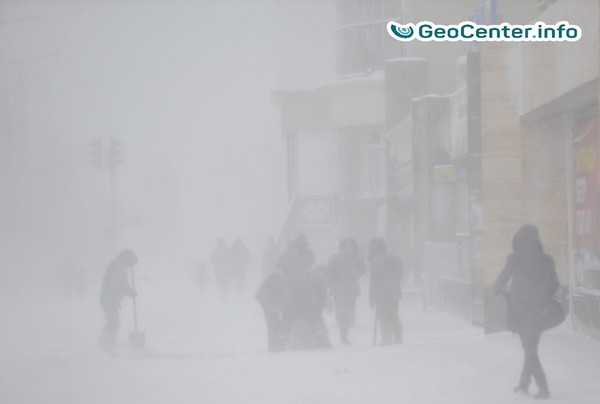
[
  {"xmin": 372, "ymin": 306, "xmax": 378, "ymax": 346},
  {"xmin": 128, "ymin": 265, "xmax": 146, "ymax": 350}
]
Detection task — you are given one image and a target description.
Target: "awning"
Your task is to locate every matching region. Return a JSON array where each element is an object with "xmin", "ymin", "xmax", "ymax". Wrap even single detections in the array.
[{"xmin": 271, "ymin": 74, "xmax": 385, "ymax": 131}]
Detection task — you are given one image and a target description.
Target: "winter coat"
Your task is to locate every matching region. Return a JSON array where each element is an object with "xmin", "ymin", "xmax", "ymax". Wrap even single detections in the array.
[
  {"xmin": 289, "ymin": 269, "xmax": 329, "ymax": 315},
  {"xmin": 256, "ymin": 271, "xmax": 286, "ymax": 312},
  {"xmin": 100, "ymin": 262, "xmax": 134, "ymax": 308},
  {"xmin": 494, "ymin": 251, "xmax": 560, "ymax": 334},
  {"xmin": 277, "ymin": 247, "xmax": 316, "ymax": 278},
  {"xmin": 369, "ymin": 253, "xmax": 403, "ymax": 304},
  {"xmin": 326, "ymin": 252, "xmax": 366, "ymax": 300}
]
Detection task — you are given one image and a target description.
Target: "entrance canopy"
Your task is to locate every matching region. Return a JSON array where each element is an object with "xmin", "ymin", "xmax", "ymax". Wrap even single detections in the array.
[{"xmin": 272, "ymin": 74, "xmax": 385, "ymax": 131}]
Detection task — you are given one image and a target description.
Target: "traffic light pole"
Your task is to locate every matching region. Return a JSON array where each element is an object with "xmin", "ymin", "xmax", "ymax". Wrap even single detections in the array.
[
  {"xmin": 89, "ymin": 136, "xmax": 122, "ymax": 254},
  {"xmin": 109, "ymin": 163, "xmax": 117, "ymax": 250}
]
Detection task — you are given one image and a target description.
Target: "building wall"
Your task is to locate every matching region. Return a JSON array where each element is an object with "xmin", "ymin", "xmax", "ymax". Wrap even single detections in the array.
[
  {"xmin": 520, "ymin": 0, "xmax": 599, "ymax": 115},
  {"xmin": 481, "ymin": 40, "xmax": 526, "ymax": 332},
  {"xmin": 521, "ymin": 119, "xmax": 570, "ymax": 286},
  {"xmin": 335, "ymin": 0, "xmax": 484, "ymax": 94},
  {"xmin": 480, "ymin": 0, "xmax": 599, "ymax": 333},
  {"xmin": 402, "ymin": 0, "xmax": 482, "ymax": 94}
]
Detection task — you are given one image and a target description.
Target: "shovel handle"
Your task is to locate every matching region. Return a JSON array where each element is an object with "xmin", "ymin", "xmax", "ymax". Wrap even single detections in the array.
[
  {"xmin": 130, "ymin": 265, "xmax": 138, "ymax": 332},
  {"xmin": 372, "ymin": 305, "xmax": 378, "ymax": 346}
]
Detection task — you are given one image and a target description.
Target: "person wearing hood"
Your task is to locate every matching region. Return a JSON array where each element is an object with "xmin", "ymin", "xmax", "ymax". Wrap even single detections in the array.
[
  {"xmin": 368, "ymin": 237, "xmax": 403, "ymax": 345},
  {"xmin": 494, "ymin": 224, "xmax": 560, "ymax": 399},
  {"xmin": 277, "ymin": 234, "xmax": 316, "ymax": 278},
  {"xmin": 99, "ymin": 249, "xmax": 138, "ymax": 352},
  {"xmin": 285, "ymin": 265, "xmax": 331, "ymax": 350},
  {"xmin": 326, "ymin": 237, "xmax": 366, "ymax": 345},
  {"xmin": 255, "ymin": 269, "xmax": 286, "ymax": 352}
]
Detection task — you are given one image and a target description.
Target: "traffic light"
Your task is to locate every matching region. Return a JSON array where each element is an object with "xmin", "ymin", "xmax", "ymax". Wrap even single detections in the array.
[
  {"xmin": 89, "ymin": 136, "xmax": 122, "ymax": 170},
  {"xmin": 107, "ymin": 138, "xmax": 122, "ymax": 167}
]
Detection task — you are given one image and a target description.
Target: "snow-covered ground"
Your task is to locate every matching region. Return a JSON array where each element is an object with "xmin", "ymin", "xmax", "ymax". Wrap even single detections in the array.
[{"xmin": 1, "ymin": 272, "xmax": 599, "ymax": 404}]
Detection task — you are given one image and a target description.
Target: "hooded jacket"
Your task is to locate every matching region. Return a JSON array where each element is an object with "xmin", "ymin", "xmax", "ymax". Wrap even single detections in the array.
[{"xmin": 494, "ymin": 225, "xmax": 560, "ymax": 334}]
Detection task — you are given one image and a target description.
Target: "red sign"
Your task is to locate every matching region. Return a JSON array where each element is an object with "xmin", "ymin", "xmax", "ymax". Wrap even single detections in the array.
[{"xmin": 572, "ymin": 116, "xmax": 600, "ymax": 289}]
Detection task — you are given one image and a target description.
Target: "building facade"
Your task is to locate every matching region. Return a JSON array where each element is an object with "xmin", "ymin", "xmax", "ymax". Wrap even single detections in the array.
[
  {"xmin": 480, "ymin": 0, "xmax": 599, "ymax": 337},
  {"xmin": 274, "ymin": 0, "xmax": 600, "ymax": 339}
]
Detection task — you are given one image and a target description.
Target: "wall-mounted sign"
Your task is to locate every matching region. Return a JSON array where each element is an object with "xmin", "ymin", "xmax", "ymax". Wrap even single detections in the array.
[{"xmin": 433, "ymin": 164, "xmax": 456, "ymax": 183}]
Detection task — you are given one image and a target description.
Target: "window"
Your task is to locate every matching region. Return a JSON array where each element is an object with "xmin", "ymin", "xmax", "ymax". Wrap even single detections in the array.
[
  {"xmin": 338, "ymin": 0, "xmax": 355, "ymax": 25},
  {"xmin": 338, "ymin": 26, "xmax": 355, "ymax": 76},
  {"xmin": 336, "ymin": 0, "xmax": 404, "ymax": 77},
  {"xmin": 373, "ymin": 0, "xmax": 384, "ymax": 21},
  {"xmin": 383, "ymin": 0, "xmax": 401, "ymax": 19},
  {"xmin": 355, "ymin": 25, "xmax": 368, "ymax": 74},
  {"xmin": 364, "ymin": 0, "xmax": 374, "ymax": 21}
]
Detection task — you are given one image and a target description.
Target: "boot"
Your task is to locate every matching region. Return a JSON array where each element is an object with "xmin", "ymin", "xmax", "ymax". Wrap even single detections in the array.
[
  {"xmin": 513, "ymin": 385, "xmax": 529, "ymax": 395},
  {"xmin": 393, "ymin": 328, "xmax": 403, "ymax": 344},
  {"xmin": 534, "ymin": 387, "xmax": 551, "ymax": 400},
  {"xmin": 340, "ymin": 327, "xmax": 352, "ymax": 345}
]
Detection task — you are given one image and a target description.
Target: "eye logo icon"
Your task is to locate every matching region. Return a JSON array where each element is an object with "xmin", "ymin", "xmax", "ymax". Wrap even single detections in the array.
[{"xmin": 387, "ymin": 22, "xmax": 415, "ymax": 41}]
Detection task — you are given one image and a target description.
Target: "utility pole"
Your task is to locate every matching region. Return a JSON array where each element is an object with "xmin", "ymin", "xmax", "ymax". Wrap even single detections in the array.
[{"xmin": 89, "ymin": 136, "xmax": 122, "ymax": 251}]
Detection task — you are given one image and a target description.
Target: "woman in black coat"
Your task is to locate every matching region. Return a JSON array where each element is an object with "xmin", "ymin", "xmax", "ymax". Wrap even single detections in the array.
[{"xmin": 494, "ymin": 224, "xmax": 560, "ymax": 399}]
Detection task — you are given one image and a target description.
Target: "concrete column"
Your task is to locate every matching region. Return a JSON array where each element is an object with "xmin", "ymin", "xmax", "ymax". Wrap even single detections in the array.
[{"xmin": 480, "ymin": 42, "xmax": 523, "ymax": 333}]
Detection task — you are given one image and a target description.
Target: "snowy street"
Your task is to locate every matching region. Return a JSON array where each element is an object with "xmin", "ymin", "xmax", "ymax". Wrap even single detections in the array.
[
  {"xmin": 2, "ymin": 3, "xmax": 600, "ymax": 402},
  {"xmin": 1, "ymin": 276, "xmax": 598, "ymax": 404}
]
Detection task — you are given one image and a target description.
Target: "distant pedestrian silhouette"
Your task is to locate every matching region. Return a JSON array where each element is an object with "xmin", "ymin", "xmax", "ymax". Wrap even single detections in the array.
[
  {"xmin": 368, "ymin": 237, "xmax": 403, "ymax": 345},
  {"xmin": 99, "ymin": 249, "xmax": 138, "ymax": 353}
]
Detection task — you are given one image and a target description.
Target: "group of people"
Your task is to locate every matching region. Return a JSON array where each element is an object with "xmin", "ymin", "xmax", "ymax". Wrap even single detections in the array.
[
  {"xmin": 208, "ymin": 237, "xmax": 250, "ymax": 298},
  {"xmin": 98, "ymin": 224, "xmax": 562, "ymax": 399},
  {"xmin": 255, "ymin": 234, "xmax": 404, "ymax": 351},
  {"xmin": 255, "ymin": 225, "xmax": 562, "ymax": 399}
]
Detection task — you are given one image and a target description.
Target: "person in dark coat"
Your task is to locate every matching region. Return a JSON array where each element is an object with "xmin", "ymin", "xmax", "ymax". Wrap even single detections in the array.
[
  {"xmin": 368, "ymin": 237, "xmax": 403, "ymax": 345},
  {"xmin": 294, "ymin": 234, "xmax": 317, "ymax": 270},
  {"xmin": 277, "ymin": 234, "xmax": 316, "ymax": 278},
  {"xmin": 327, "ymin": 237, "xmax": 366, "ymax": 344},
  {"xmin": 285, "ymin": 266, "xmax": 331, "ymax": 350},
  {"xmin": 210, "ymin": 238, "xmax": 232, "ymax": 299},
  {"xmin": 255, "ymin": 270, "xmax": 286, "ymax": 352},
  {"xmin": 494, "ymin": 224, "xmax": 559, "ymax": 399},
  {"xmin": 99, "ymin": 249, "xmax": 138, "ymax": 352}
]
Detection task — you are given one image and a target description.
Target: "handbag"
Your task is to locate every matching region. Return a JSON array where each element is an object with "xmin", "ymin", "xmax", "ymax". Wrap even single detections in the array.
[{"xmin": 538, "ymin": 296, "xmax": 566, "ymax": 331}]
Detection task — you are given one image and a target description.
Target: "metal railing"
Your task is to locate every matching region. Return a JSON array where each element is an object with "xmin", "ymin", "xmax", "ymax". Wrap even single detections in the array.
[
  {"xmin": 276, "ymin": 195, "xmax": 337, "ymax": 249},
  {"xmin": 297, "ymin": 195, "xmax": 336, "ymax": 224}
]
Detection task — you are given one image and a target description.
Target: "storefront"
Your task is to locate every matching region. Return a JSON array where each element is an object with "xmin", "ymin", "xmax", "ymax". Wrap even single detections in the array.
[{"xmin": 571, "ymin": 112, "xmax": 600, "ymax": 339}]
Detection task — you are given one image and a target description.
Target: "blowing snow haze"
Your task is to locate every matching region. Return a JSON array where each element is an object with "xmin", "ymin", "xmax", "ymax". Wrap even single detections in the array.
[{"xmin": 1, "ymin": 1, "xmax": 600, "ymax": 404}]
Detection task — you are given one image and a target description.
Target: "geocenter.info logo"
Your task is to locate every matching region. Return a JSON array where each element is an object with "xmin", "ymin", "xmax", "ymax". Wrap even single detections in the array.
[{"xmin": 387, "ymin": 21, "xmax": 582, "ymax": 42}]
